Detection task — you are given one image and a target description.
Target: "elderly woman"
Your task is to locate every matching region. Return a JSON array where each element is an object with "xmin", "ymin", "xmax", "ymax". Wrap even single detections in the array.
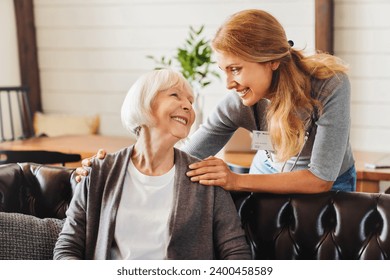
[{"xmin": 53, "ymin": 69, "xmax": 250, "ymax": 260}]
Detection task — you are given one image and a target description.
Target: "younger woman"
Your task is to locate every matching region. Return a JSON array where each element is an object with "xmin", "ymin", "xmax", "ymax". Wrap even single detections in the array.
[{"xmin": 185, "ymin": 9, "xmax": 355, "ymax": 193}]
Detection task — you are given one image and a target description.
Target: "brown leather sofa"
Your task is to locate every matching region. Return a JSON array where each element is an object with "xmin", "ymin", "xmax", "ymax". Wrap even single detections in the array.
[
  {"xmin": 1, "ymin": 162, "xmax": 390, "ymax": 260},
  {"xmin": 0, "ymin": 162, "xmax": 76, "ymax": 259},
  {"xmin": 239, "ymin": 191, "xmax": 390, "ymax": 260},
  {"xmin": 0, "ymin": 162, "xmax": 77, "ymax": 218}
]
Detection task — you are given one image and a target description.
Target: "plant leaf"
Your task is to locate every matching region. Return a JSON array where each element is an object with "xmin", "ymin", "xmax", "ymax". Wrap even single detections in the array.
[{"xmin": 146, "ymin": 24, "xmax": 220, "ymax": 89}]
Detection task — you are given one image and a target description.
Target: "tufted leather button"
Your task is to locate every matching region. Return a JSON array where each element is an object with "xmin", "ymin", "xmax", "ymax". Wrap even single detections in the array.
[
  {"xmin": 0, "ymin": 163, "xmax": 77, "ymax": 219},
  {"xmin": 240, "ymin": 191, "xmax": 390, "ymax": 260}
]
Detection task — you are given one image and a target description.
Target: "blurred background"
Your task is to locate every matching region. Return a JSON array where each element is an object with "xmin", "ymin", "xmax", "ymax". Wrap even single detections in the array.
[{"xmin": 1, "ymin": 0, "xmax": 389, "ymax": 153}]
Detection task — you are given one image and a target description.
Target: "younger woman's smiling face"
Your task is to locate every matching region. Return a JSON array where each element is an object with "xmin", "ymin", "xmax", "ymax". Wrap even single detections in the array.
[
  {"xmin": 150, "ymin": 85, "xmax": 195, "ymax": 141},
  {"xmin": 216, "ymin": 51, "xmax": 278, "ymax": 106}
]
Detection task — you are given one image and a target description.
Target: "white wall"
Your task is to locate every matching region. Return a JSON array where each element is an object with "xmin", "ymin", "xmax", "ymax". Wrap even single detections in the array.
[
  {"xmin": 334, "ymin": 0, "xmax": 390, "ymax": 152},
  {"xmin": 33, "ymin": 0, "xmax": 315, "ymax": 136},
  {"xmin": 0, "ymin": 0, "xmax": 20, "ymax": 86},
  {"xmin": 6, "ymin": 0, "xmax": 390, "ymax": 152}
]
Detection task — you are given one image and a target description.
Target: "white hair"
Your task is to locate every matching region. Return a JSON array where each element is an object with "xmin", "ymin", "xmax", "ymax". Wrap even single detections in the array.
[{"xmin": 121, "ymin": 69, "xmax": 193, "ymax": 136}]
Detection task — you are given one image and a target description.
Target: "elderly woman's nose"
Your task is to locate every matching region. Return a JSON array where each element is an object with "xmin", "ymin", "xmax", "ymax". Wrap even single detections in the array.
[{"xmin": 182, "ymin": 99, "xmax": 193, "ymax": 111}]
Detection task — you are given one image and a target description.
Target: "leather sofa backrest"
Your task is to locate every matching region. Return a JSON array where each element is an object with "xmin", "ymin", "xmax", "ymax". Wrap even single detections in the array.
[
  {"xmin": 2, "ymin": 162, "xmax": 390, "ymax": 260},
  {"xmin": 240, "ymin": 191, "xmax": 390, "ymax": 260},
  {"xmin": 0, "ymin": 162, "xmax": 77, "ymax": 219}
]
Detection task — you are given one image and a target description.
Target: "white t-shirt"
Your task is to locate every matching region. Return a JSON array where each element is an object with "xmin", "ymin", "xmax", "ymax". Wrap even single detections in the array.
[{"xmin": 111, "ymin": 159, "xmax": 175, "ymax": 259}]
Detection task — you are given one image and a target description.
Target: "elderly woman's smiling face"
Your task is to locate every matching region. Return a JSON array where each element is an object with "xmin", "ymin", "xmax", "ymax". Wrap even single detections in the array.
[{"xmin": 150, "ymin": 85, "xmax": 195, "ymax": 141}]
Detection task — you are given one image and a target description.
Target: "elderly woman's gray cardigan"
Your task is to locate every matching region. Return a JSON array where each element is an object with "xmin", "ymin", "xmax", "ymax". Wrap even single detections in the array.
[{"xmin": 53, "ymin": 146, "xmax": 251, "ymax": 260}]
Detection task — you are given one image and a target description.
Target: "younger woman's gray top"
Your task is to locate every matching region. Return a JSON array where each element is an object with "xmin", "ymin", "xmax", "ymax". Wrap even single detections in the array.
[{"xmin": 182, "ymin": 73, "xmax": 355, "ymax": 182}]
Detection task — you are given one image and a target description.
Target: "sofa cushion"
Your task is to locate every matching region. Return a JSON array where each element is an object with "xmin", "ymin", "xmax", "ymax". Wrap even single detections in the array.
[
  {"xmin": 0, "ymin": 212, "xmax": 64, "ymax": 260},
  {"xmin": 0, "ymin": 163, "xmax": 77, "ymax": 219},
  {"xmin": 33, "ymin": 112, "xmax": 100, "ymax": 137}
]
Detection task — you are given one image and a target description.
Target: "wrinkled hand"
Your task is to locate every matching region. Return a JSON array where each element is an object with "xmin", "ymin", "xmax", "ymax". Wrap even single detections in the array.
[
  {"xmin": 186, "ymin": 156, "xmax": 238, "ymax": 191},
  {"xmin": 75, "ymin": 149, "xmax": 107, "ymax": 182}
]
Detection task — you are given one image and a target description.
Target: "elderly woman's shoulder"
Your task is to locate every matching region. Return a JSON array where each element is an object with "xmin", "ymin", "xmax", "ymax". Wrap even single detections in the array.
[
  {"xmin": 174, "ymin": 147, "xmax": 200, "ymax": 165},
  {"xmin": 90, "ymin": 146, "xmax": 133, "ymax": 167}
]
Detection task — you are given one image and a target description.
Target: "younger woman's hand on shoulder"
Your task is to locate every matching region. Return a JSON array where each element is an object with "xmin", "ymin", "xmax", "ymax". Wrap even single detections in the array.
[
  {"xmin": 186, "ymin": 156, "xmax": 238, "ymax": 191},
  {"xmin": 75, "ymin": 149, "xmax": 107, "ymax": 182}
]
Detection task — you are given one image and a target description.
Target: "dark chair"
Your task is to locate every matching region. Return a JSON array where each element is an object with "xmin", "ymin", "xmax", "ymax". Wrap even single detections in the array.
[
  {"xmin": 0, "ymin": 87, "xmax": 81, "ymax": 165},
  {"xmin": 0, "ymin": 150, "xmax": 81, "ymax": 166},
  {"xmin": 0, "ymin": 86, "xmax": 34, "ymax": 141}
]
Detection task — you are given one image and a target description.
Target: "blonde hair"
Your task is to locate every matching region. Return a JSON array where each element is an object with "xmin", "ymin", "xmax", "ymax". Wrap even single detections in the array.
[
  {"xmin": 212, "ymin": 9, "xmax": 348, "ymax": 161},
  {"xmin": 121, "ymin": 69, "xmax": 193, "ymax": 136}
]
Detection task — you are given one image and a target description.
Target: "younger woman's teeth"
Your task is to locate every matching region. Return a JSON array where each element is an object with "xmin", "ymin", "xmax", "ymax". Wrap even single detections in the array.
[{"xmin": 237, "ymin": 88, "xmax": 249, "ymax": 97}]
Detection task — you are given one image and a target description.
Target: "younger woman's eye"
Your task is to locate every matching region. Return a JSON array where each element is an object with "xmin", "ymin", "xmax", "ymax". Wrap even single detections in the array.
[{"xmin": 231, "ymin": 67, "xmax": 240, "ymax": 75}]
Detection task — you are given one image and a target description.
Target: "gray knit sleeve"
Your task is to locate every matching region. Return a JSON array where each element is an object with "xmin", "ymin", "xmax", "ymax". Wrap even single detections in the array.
[
  {"xmin": 53, "ymin": 174, "xmax": 89, "ymax": 259},
  {"xmin": 212, "ymin": 187, "xmax": 252, "ymax": 259},
  {"xmin": 308, "ymin": 73, "xmax": 354, "ymax": 181},
  {"xmin": 182, "ymin": 91, "xmax": 260, "ymax": 159}
]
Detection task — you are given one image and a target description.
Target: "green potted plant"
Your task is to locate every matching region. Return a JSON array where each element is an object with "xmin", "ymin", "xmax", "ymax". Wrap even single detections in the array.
[
  {"xmin": 146, "ymin": 25, "xmax": 220, "ymax": 90},
  {"xmin": 146, "ymin": 25, "xmax": 220, "ymax": 130}
]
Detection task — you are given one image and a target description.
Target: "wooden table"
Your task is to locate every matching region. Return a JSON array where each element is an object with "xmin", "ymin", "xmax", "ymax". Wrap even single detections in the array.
[
  {"xmin": 2, "ymin": 136, "xmax": 390, "ymax": 192},
  {"xmin": 222, "ymin": 150, "xmax": 390, "ymax": 193},
  {"xmin": 0, "ymin": 134, "xmax": 134, "ymax": 167},
  {"xmin": 353, "ymin": 151, "xmax": 390, "ymax": 193}
]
